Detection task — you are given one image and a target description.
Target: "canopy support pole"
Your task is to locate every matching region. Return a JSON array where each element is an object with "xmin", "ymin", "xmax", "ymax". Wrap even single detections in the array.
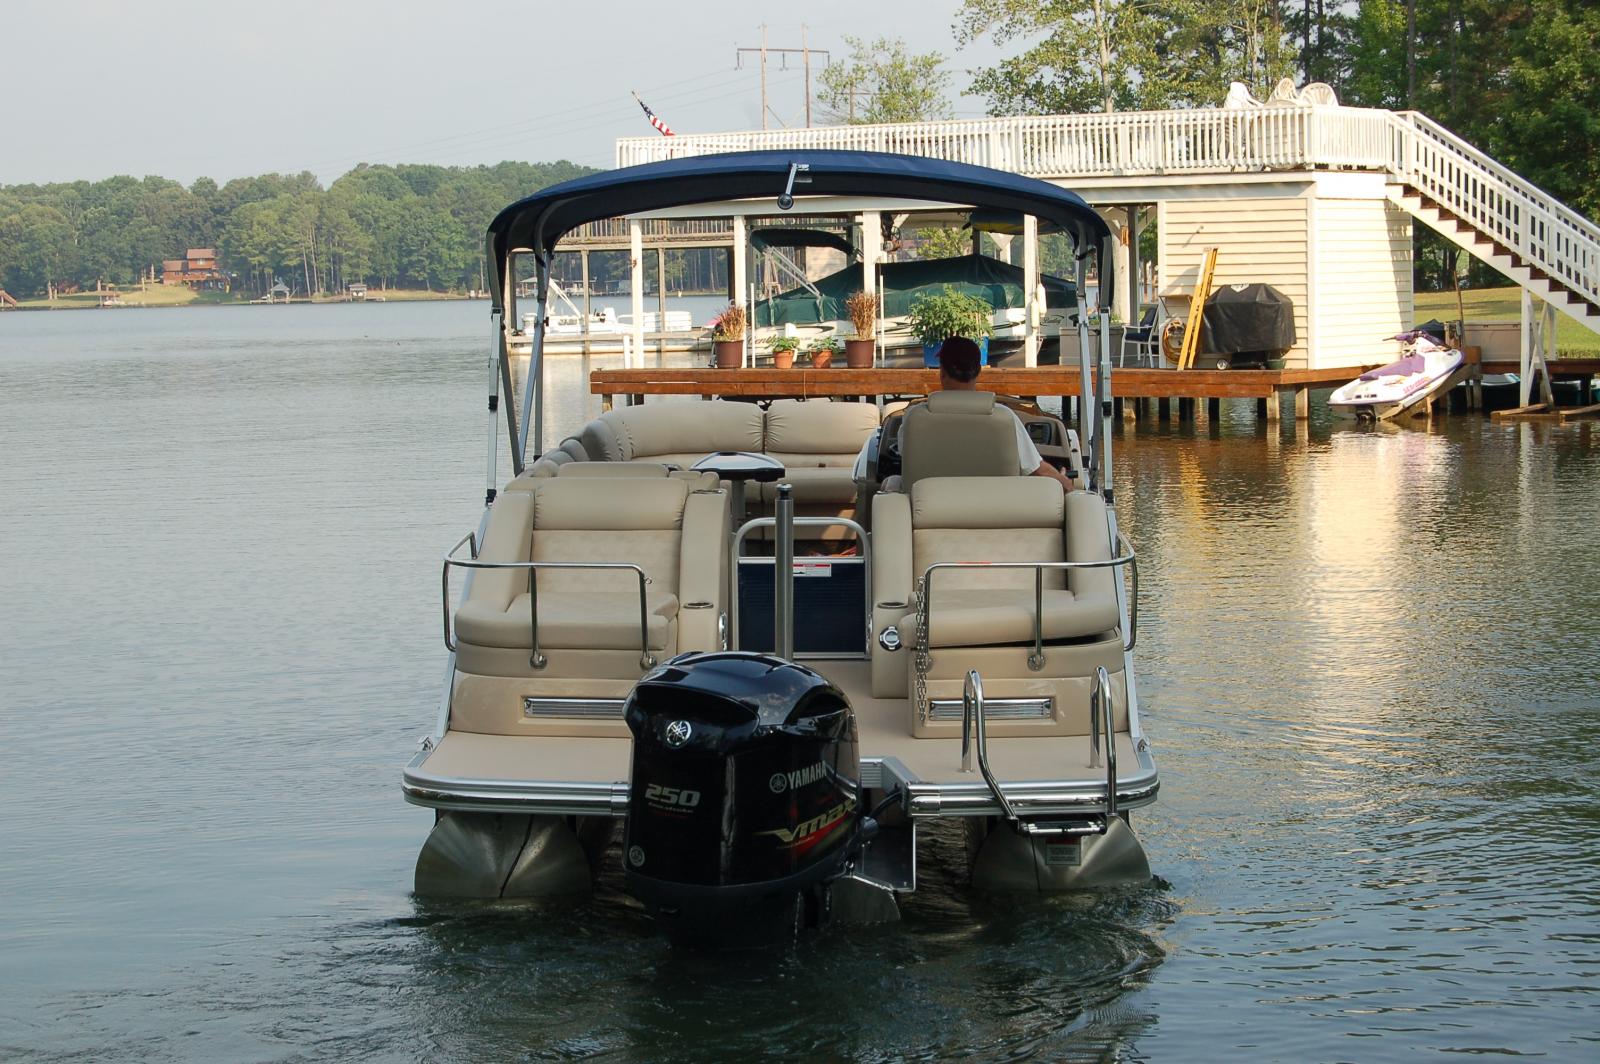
[
  {"xmin": 1099, "ymin": 234, "xmax": 1117, "ymax": 501},
  {"xmin": 486, "ymin": 308, "xmax": 503, "ymax": 502},
  {"xmin": 1023, "ymin": 213, "xmax": 1040, "ymax": 368},
  {"xmin": 517, "ymin": 252, "xmax": 551, "ymax": 465}
]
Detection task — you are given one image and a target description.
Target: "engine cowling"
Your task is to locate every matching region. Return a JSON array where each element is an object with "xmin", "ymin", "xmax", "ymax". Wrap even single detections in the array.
[{"xmin": 623, "ymin": 652, "xmax": 861, "ymax": 945}]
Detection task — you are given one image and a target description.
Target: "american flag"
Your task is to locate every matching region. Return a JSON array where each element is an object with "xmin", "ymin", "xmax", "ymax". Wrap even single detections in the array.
[{"xmin": 632, "ymin": 91, "xmax": 676, "ymax": 137}]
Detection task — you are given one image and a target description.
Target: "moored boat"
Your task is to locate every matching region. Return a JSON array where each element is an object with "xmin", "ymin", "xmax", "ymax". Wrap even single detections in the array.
[
  {"xmin": 1330, "ymin": 331, "xmax": 1465, "ymax": 420},
  {"xmin": 402, "ymin": 151, "xmax": 1158, "ymax": 945}
]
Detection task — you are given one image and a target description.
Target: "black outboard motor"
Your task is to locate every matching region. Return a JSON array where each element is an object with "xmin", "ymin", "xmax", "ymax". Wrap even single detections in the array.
[{"xmin": 624, "ymin": 651, "xmax": 862, "ymax": 947}]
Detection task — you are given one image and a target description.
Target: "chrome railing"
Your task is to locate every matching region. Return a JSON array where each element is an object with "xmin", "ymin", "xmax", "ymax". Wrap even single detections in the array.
[
  {"xmin": 916, "ymin": 533, "xmax": 1138, "ymax": 666},
  {"xmin": 731, "ymin": 513, "xmax": 872, "ymax": 660},
  {"xmin": 442, "ymin": 535, "xmax": 657, "ymax": 670},
  {"xmin": 1090, "ymin": 665, "xmax": 1118, "ymax": 820},
  {"xmin": 960, "ymin": 670, "xmax": 1017, "ymax": 822}
]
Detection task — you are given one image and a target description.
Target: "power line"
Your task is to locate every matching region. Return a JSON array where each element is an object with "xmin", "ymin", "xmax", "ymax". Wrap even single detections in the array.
[{"xmin": 736, "ymin": 24, "xmax": 830, "ymax": 129}]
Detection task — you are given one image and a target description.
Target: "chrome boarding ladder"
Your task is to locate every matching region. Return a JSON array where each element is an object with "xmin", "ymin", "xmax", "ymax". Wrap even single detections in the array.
[{"xmin": 960, "ymin": 666, "xmax": 1120, "ymax": 839}]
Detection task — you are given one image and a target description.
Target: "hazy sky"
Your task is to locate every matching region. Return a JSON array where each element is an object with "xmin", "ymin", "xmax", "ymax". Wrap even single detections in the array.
[{"xmin": 0, "ymin": 0, "xmax": 1010, "ymax": 187}]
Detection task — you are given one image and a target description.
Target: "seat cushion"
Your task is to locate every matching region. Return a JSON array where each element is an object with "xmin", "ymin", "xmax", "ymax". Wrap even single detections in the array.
[
  {"xmin": 601, "ymin": 400, "xmax": 765, "ymax": 462},
  {"xmin": 763, "ymin": 399, "xmax": 879, "ymax": 454},
  {"xmin": 456, "ymin": 591, "xmax": 678, "ymax": 651},
  {"xmin": 922, "ymin": 588, "xmax": 1118, "ymax": 647}
]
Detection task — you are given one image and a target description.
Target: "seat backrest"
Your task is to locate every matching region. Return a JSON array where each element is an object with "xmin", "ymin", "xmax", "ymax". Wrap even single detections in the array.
[
  {"xmin": 910, "ymin": 477, "xmax": 1065, "ymax": 593},
  {"xmin": 763, "ymin": 399, "xmax": 880, "ymax": 468},
  {"xmin": 529, "ymin": 477, "xmax": 690, "ymax": 596},
  {"xmin": 586, "ymin": 400, "xmax": 765, "ymax": 467},
  {"xmin": 900, "ymin": 391, "xmax": 1020, "ymax": 490}
]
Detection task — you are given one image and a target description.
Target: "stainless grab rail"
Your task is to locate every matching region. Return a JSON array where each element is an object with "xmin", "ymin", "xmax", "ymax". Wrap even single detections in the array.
[
  {"xmin": 731, "ymin": 513, "xmax": 872, "ymax": 658},
  {"xmin": 917, "ymin": 543, "xmax": 1139, "ymax": 661},
  {"xmin": 1092, "ymin": 665, "xmax": 1118, "ymax": 820},
  {"xmin": 959, "ymin": 670, "xmax": 1018, "ymax": 822},
  {"xmin": 442, "ymin": 537, "xmax": 657, "ymax": 670}
]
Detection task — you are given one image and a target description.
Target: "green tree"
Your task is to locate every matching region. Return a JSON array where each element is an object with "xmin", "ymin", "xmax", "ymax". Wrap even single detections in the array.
[
  {"xmin": 956, "ymin": 0, "xmax": 1181, "ymax": 113},
  {"xmin": 957, "ymin": 1, "xmax": 1298, "ymax": 114},
  {"xmin": 818, "ymin": 36, "xmax": 952, "ymax": 124}
]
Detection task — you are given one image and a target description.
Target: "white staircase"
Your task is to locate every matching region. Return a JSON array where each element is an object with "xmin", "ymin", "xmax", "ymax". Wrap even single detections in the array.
[{"xmin": 1383, "ymin": 112, "xmax": 1600, "ymax": 332}]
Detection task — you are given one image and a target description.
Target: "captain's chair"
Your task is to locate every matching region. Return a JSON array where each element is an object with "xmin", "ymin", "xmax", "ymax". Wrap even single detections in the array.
[{"xmin": 899, "ymin": 391, "xmax": 1020, "ymax": 491}]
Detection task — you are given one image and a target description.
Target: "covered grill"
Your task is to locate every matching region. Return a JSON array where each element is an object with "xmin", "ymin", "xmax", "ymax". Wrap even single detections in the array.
[{"xmin": 1200, "ymin": 283, "xmax": 1296, "ymax": 367}]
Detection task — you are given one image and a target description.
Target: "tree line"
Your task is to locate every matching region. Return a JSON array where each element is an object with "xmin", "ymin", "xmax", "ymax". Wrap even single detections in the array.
[
  {"xmin": 0, "ymin": 161, "xmax": 594, "ymax": 299},
  {"xmin": 4, "ymin": 1, "xmax": 1596, "ymax": 299}
]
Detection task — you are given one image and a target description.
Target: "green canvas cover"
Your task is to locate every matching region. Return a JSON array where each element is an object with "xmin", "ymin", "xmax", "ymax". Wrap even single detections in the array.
[{"xmin": 752, "ymin": 253, "xmax": 1076, "ymax": 328}]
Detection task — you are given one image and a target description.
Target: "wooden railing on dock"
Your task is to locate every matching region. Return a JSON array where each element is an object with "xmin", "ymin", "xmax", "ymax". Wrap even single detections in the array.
[{"xmin": 590, "ymin": 366, "xmax": 1372, "ymax": 421}]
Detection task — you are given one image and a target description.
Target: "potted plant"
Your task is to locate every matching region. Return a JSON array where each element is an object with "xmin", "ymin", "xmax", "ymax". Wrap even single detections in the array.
[
  {"xmin": 806, "ymin": 335, "xmax": 841, "ymax": 369},
  {"xmin": 765, "ymin": 333, "xmax": 801, "ymax": 370},
  {"xmin": 708, "ymin": 302, "xmax": 746, "ymax": 368},
  {"xmin": 907, "ymin": 286, "xmax": 993, "ymax": 368},
  {"xmin": 844, "ymin": 290, "xmax": 878, "ymax": 369}
]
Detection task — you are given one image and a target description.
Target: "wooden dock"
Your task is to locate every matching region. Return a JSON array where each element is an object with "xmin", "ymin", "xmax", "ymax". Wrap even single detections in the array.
[{"xmin": 590, "ymin": 365, "xmax": 1373, "ymax": 421}]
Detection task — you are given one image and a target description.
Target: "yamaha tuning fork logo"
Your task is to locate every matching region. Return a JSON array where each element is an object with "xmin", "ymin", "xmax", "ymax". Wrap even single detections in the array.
[
  {"xmin": 768, "ymin": 761, "xmax": 828, "ymax": 794},
  {"xmin": 664, "ymin": 720, "xmax": 693, "ymax": 748}
]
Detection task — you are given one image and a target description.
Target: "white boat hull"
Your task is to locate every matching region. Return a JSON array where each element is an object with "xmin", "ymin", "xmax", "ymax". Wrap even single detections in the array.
[{"xmin": 1329, "ymin": 349, "xmax": 1464, "ymax": 421}]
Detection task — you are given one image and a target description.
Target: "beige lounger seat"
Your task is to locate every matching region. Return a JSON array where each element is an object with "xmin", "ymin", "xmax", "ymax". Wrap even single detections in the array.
[
  {"xmin": 454, "ymin": 476, "xmax": 729, "ymax": 678},
  {"xmin": 528, "ymin": 398, "xmax": 881, "ymax": 535},
  {"xmin": 869, "ymin": 476, "xmax": 1126, "ymax": 735}
]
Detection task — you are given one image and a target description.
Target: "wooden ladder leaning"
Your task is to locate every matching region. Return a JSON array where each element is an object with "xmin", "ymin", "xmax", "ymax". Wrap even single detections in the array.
[{"xmin": 1176, "ymin": 248, "xmax": 1218, "ymax": 371}]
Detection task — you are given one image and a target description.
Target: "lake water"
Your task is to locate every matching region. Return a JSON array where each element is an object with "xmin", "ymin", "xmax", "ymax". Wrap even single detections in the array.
[{"xmin": 3, "ymin": 301, "xmax": 1598, "ymax": 1062}]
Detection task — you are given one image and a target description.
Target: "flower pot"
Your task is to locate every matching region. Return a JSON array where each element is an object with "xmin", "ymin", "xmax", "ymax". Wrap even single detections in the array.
[
  {"xmin": 845, "ymin": 338, "xmax": 875, "ymax": 369},
  {"xmin": 773, "ymin": 349, "xmax": 795, "ymax": 369},
  {"xmin": 713, "ymin": 339, "xmax": 744, "ymax": 369},
  {"xmin": 1266, "ymin": 357, "xmax": 1287, "ymax": 370},
  {"xmin": 921, "ymin": 336, "xmax": 989, "ymax": 368},
  {"xmin": 810, "ymin": 350, "xmax": 834, "ymax": 369}
]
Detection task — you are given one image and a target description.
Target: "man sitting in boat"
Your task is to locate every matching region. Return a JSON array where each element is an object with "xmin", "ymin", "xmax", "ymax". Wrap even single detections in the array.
[{"xmin": 930, "ymin": 336, "xmax": 1075, "ymax": 489}]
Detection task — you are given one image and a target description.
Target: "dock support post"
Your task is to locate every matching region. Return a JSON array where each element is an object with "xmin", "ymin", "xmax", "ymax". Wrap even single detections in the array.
[
  {"xmin": 629, "ymin": 221, "xmax": 645, "ymax": 367},
  {"xmin": 1207, "ymin": 397, "xmax": 1221, "ymax": 422},
  {"xmin": 1294, "ymin": 386, "xmax": 1310, "ymax": 420},
  {"xmin": 657, "ymin": 246, "xmax": 667, "ymax": 350},
  {"xmin": 580, "ymin": 250, "xmax": 591, "ymax": 355},
  {"xmin": 1266, "ymin": 390, "xmax": 1282, "ymax": 422},
  {"xmin": 1158, "ymin": 397, "xmax": 1171, "ymax": 422}
]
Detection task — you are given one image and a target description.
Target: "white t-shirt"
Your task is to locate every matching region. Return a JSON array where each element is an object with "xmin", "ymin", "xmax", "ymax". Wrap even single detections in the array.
[{"xmin": 1007, "ymin": 408, "xmax": 1045, "ymax": 474}]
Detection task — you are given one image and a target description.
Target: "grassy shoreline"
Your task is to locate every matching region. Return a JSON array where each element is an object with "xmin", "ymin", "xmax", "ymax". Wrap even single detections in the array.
[{"xmin": 1414, "ymin": 288, "xmax": 1600, "ymax": 355}]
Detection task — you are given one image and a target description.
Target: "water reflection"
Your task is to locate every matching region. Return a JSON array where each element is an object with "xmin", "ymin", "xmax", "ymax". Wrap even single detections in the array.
[{"xmin": 3, "ymin": 303, "xmax": 1598, "ymax": 1061}]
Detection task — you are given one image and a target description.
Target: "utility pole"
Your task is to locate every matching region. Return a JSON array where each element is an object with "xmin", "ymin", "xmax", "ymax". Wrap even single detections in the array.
[{"xmin": 736, "ymin": 28, "xmax": 829, "ymax": 130}]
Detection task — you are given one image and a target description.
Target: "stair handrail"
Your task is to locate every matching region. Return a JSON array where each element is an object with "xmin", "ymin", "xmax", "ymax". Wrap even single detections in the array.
[{"xmin": 1388, "ymin": 110, "xmax": 1600, "ymax": 303}]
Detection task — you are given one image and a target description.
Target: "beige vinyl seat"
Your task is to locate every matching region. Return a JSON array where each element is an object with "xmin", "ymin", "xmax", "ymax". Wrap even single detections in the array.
[
  {"xmin": 869, "ymin": 476, "xmax": 1127, "ymax": 736},
  {"xmin": 453, "ymin": 476, "xmax": 729, "ymax": 679},
  {"xmin": 898, "ymin": 391, "xmax": 1021, "ymax": 491},
  {"xmin": 538, "ymin": 398, "xmax": 880, "ymax": 540}
]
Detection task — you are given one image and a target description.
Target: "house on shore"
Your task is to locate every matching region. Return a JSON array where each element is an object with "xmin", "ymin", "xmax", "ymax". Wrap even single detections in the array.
[{"xmin": 161, "ymin": 249, "xmax": 229, "ymax": 291}]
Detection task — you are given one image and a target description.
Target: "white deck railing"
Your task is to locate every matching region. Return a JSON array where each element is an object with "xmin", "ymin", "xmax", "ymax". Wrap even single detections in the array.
[{"xmin": 618, "ymin": 106, "xmax": 1600, "ymax": 310}]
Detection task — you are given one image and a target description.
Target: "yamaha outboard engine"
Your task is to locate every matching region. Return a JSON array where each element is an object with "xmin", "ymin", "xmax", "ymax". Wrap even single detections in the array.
[{"xmin": 624, "ymin": 651, "xmax": 862, "ymax": 947}]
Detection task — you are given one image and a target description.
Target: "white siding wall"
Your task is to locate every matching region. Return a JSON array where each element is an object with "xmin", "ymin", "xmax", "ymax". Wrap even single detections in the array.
[
  {"xmin": 1158, "ymin": 196, "xmax": 1310, "ymax": 366},
  {"xmin": 1312, "ymin": 198, "xmax": 1413, "ymax": 369}
]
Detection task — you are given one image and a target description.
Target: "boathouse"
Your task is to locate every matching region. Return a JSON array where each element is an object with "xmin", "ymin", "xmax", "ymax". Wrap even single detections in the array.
[{"xmin": 593, "ymin": 101, "xmax": 1598, "ymax": 390}]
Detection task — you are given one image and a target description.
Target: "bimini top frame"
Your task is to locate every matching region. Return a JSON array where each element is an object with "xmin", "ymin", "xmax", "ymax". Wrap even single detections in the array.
[{"xmin": 482, "ymin": 150, "xmax": 1114, "ymax": 478}]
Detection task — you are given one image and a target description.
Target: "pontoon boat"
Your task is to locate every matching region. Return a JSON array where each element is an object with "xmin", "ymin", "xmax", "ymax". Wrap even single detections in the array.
[{"xmin": 403, "ymin": 151, "xmax": 1157, "ymax": 943}]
